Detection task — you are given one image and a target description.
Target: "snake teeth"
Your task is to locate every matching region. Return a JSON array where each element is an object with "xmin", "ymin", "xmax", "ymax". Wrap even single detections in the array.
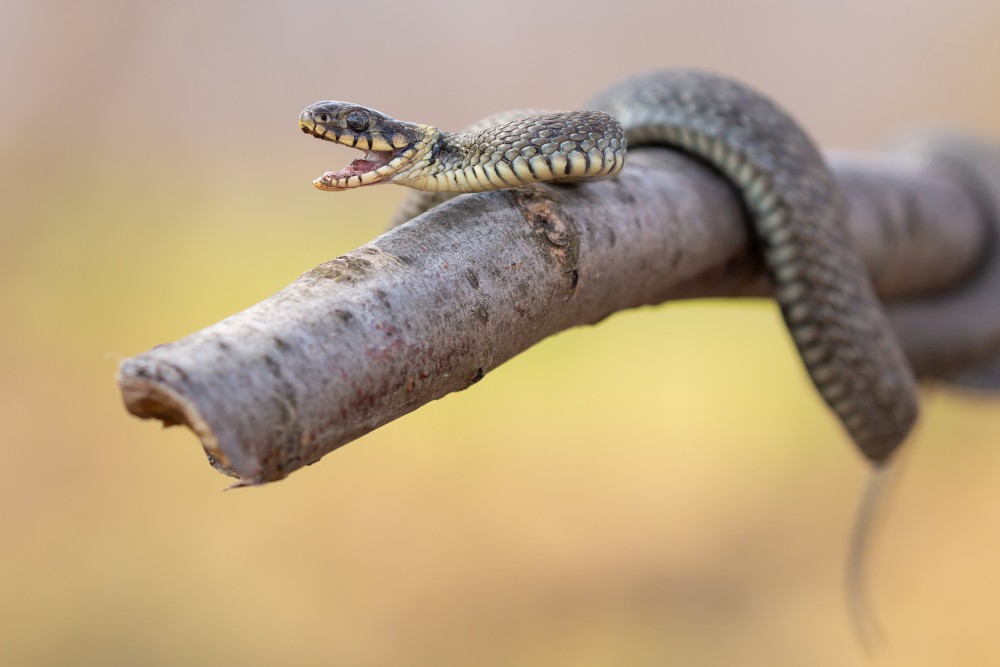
[
  {"xmin": 333, "ymin": 150, "xmax": 394, "ymax": 178},
  {"xmin": 314, "ymin": 148, "xmax": 401, "ymax": 190}
]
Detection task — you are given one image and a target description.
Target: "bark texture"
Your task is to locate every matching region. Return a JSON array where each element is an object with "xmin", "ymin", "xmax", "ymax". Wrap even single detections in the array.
[{"xmin": 118, "ymin": 143, "xmax": 996, "ymax": 484}]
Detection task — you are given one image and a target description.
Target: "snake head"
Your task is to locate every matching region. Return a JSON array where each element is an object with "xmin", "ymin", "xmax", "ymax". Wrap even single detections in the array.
[{"xmin": 299, "ymin": 101, "xmax": 437, "ymax": 190}]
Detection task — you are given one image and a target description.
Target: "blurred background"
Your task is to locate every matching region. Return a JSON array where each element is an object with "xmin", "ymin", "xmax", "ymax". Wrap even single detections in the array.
[{"xmin": 3, "ymin": 1, "xmax": 1000, "ymax": 665}]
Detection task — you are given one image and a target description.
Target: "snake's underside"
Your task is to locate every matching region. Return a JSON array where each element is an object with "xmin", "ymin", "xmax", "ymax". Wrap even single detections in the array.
[{"xmin": 299, "ymin": 69, "xmax": 921, "ymax": 464}]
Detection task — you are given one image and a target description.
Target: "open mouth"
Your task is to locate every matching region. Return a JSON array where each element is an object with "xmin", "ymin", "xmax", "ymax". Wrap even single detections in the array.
[
  {"xmin": 300, "ymin": 122, "xmax": 400, "ymax": 190},
  {"xmin": 321, "ymin": 150, "xmax": 394, "ymax": 180}
]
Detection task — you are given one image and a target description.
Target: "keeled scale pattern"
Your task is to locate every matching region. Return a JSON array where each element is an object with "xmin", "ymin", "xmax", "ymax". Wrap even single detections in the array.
[{"xmin": 589, "ymin": 70, "xmax": 918, "ymax": 463}]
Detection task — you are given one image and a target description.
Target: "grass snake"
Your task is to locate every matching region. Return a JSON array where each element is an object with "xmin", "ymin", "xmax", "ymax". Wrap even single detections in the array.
[{"xmin": 298, "ymin": 69, "xmax": 920, "ymax": 465}]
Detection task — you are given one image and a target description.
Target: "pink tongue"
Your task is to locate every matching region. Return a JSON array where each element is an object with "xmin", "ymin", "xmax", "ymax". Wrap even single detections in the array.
[
  {"xmin": 339, "ymin": 158, "xmax": 375, "ymax": 176},
  {"xmin": 322, "ymin": 153, "xmax": 392, "ymax": 182}
]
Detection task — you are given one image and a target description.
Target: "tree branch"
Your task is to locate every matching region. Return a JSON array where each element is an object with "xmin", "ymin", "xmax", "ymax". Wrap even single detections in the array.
[{"xmin": 117, "ymin": 144, "xmax": 995, "ymax": 484}]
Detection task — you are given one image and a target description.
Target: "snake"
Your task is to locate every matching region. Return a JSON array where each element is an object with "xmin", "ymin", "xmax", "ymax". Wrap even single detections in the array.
[{"xmin": 298, "ymin": 69, "xmax": 920, "ymax": 465}]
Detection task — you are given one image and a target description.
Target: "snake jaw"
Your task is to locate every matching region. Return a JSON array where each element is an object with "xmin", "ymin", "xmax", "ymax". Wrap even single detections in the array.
[
  {"xmin": 311, "ymin": 148, "xmax": 397, "ymax": 190},
  {"xmin": 299, "ymin": 101, "xmax": 436, "ymax": 190}
]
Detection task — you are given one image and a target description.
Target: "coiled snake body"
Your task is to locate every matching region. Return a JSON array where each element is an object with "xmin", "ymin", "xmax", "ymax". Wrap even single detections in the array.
[{"xmin": 299, "ymin": 70, "xmax": 919, "ymax": 464}]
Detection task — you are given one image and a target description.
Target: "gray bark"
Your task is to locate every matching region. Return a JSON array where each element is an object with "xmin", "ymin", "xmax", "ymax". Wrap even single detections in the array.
[{"xmin": 117, "ymin": 143, "xmax": 996, "ymax": 485}]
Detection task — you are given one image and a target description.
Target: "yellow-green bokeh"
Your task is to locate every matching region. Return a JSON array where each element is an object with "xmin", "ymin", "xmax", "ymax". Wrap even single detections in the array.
[{"xmin": 3, "ymin": 2, "xmax": 1000, "ymax": 665}]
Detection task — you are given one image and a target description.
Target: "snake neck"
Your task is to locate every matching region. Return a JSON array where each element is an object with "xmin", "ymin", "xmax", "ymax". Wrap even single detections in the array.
[
  {"xmin": 392, "ymin": 131, "xmax": 483, "ymax": 193},
  {"xmin": 394, "ymin": 112, "xmax": 627, "ymax": 194},
  {"xmin": 397, "ymin": 130, "xmax": 531, "ymax": 193}
]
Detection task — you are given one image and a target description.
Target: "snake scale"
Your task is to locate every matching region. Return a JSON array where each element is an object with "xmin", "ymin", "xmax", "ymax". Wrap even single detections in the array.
[{"xmin": 299, "ymin": 70, "xmax": 920, "ymax": 465}]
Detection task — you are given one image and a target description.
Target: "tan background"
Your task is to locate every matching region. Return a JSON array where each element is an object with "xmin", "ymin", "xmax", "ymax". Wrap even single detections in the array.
[{"xmin": 3, "ymin": 1, "xmax": 1000, "ymax": 665}]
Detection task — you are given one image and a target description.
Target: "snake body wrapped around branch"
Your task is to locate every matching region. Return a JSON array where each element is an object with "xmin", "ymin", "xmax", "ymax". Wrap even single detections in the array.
[{"xmin": 299, "ymin": 69, "xmax": 920, "ymax": 464}]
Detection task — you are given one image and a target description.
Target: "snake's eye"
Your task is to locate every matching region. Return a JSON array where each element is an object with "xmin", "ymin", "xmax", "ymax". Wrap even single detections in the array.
[
  {"xmin": 317, "ymin": 112, "xmax": 332, "ymax": 124},
  {"xmin": 346, "ymin": 111, "xmax": 369, "ymax": 133}
]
